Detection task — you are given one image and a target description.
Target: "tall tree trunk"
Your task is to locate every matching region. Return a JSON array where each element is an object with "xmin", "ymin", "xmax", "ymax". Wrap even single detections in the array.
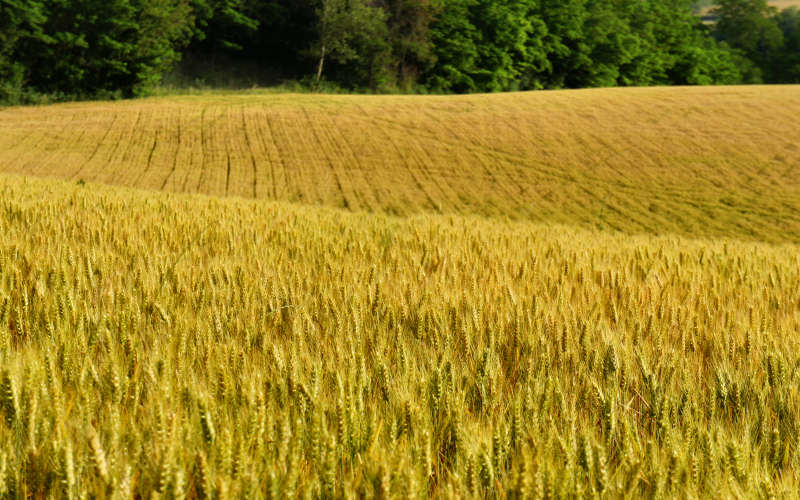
[{"xmin": 315, "ymin": 44, "xmax": 326, "ymax": 85}]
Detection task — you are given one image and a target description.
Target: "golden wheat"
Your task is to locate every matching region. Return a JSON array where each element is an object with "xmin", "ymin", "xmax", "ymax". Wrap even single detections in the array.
[{"xmin": 0, "ymin": 171, "xmax": 799, "ymax": 497}]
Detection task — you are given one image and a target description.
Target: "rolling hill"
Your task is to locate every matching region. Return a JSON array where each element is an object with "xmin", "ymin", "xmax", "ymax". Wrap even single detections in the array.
[{"xmin": 2, "ymin": 85, "xmax": 800, "ymax": 242}]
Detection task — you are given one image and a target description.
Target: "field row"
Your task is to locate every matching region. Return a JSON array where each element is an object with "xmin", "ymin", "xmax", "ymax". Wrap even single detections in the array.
[{"xmin": 1, "ymin": 87, "xmax": 800, "ymax": 242}]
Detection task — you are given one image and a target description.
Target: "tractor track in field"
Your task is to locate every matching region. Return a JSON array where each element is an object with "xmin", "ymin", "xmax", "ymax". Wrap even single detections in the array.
[
  {"xmin": 359, "ymin": 112, "xmax": 599, "ymax": 187},
  {"xmin": 116, "ymin": 109, "xmax": 146, "ymax": 180},
  {"xmin": 240, "ymin": 108, "xmax": 258, "ymax": 199},
  {"xmin": 418, "ymin": 107, "xmax": 526, "ymax": 208},
  {"xmin": 195, "ymin": 106, "xmax": 211, "ymax": 194},
  {"xmin": 265, "ymin": 112, "xmax": 294, "ymax": 201},
  {"xmin": 135, "ymin": 128, "xmax": 159, "ymax": 188},
  {"xmin": 160, "ymin": 109, "xmax": 182, "ymax": 192},
  {"xmin": 71, "ymin": 113, "xmax": 118, "ymax": 180},
  {"xmin": 26, "ymin": 111, "xmax": 82, "ymax": 177},
  {"xmin": 0, "ymin": 114, "xmax": 60, "ymax": 173},
  {"xmin": 300, "ymin": 107, "xmax": 354, "ymax": 210},
  {"xmin": 364, "ymin": 112, "xmax": 440, "ymax": 213},
  {"xmin": 261, "ymin": 111, "xmax": 282, "ymax": 199}
]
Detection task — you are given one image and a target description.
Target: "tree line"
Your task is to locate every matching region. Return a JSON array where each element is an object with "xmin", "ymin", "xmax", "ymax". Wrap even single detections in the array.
[{"xmin": 1, "ymin": 0, "xmax": 799, "ymax": 103}]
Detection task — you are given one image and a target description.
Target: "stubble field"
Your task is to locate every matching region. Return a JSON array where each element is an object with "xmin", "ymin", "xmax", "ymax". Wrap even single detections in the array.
[{"xmin": 1, "ymin": 86, "xmax": 800, "ymax": 498}]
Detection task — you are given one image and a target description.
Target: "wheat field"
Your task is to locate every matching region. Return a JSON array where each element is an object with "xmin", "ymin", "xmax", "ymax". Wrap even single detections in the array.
[
  {"xmin": 698, "ymin": 1, "xmax": 800, "ymax": 15},
  {"xmin": 771, "ymin": 0, "xmax": 800, "ymax": 10},
  {"xmin": 2, "ymin": 87, "xmax": 800, "ymax": 498},
  {"xmin": 2, "ymin": 86, "xmax": 800, "ymax": 242}
]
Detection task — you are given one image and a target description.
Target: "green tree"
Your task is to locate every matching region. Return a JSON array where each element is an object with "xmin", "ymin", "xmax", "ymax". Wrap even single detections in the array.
[
  {"xmin": 535, "ymin": 0, "xmax": 591, "ymax": 88},
  {"xmin": 578, "ymin": 0, "xmax": 640, "ymax": 86},
  {"xmin": 427, "ymin": 0, "xmax": 550, "ymax": 93},
  {"xmin": 0, "ymin": 0, "xmax": 47, "ymax": 102},
  {"xmin": 380, "ymin": 0, "xmax": 441, "ymax": 90},
  {"xmin": 537, "ymin": 0, "xmax": 742, "ymax": 89},
  {"xmin": 133, "ymin": 0, "xmax": 197, "ymax": 92},
  {"xmin": 773, "ymin": 7, "xmax": 800, "ymax": 82},
  {"xmin": 671, "ymin": 41, "xmax": 743, "ymax": 84},
  {"xmin": 188, "ymin": 0, "xmax": 258, "ymax": 53},
  {"xmin": 619, "ymin": 0, "xmax": 741, "ymax": 86},
  {"xmin": 712, "ymin": 0, "xmax": 783, "ymax": 81},
  {"xmin": 426, "ymin": 0, "xmax": 480, "ymax": 92},
  {"xmin": 471, "ymin": 0, "xmax": 549, "ymax": 91},
  {"xmin": 313, "ymin": 0, "xmax": 388, "ymax": 85},
  {"xmin": 246, "ymin": 0, "xmax": 316, "ymax": 75},
  {"xmin": 10, "ymin": 0, "xmax": 194, "ymax": 99},
  {"xmin": 23, "ymin": 0, "xmax": 142, "ymax": 96}
]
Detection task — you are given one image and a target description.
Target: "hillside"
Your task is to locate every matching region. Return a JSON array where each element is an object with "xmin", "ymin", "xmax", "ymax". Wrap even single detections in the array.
[{"xmin": 2, "ymin": 86, "xmax": 800, "ymax": 242}]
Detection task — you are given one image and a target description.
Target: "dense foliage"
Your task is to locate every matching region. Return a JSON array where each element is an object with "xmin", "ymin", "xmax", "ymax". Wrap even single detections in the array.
[
  {"xmin": 1, "ymin": 0, "xmax": 195, "ymax": 102},
  {"xmin": 1, "ymin": 0, "xmax": 799, "ymax": 102}
]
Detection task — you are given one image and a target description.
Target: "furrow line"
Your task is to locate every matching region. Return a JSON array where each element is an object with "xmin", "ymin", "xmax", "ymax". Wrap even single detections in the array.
[
  {"xmin": 160, "ymin": 107, "xmax": 182, "ymax": 192},
  {"xmin": 240, "ymin": 108, "xmax": 258, "ymax": 199},
  {"xmin": 262, "ymin": 111, "xmax": 285, "ymax": 200}
]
